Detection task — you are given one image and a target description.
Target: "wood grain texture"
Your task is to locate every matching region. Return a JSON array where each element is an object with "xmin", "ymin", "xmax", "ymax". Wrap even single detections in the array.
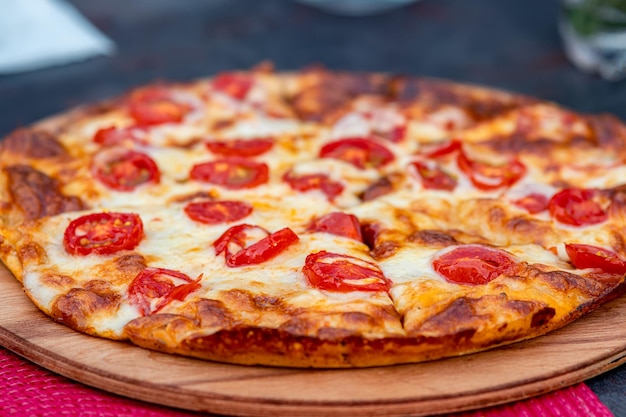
[{"xmin": 0, "ymin": 266, "xmax": 625, "ymax": 416}]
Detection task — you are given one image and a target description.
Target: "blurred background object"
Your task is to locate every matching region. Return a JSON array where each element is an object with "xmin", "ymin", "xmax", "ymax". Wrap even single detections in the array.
[
  {"xmin": 0, "ymin": 0, "xmax": 114, "ymax": 74},
  {"xmin": 560, "ymin": 0, "xmax": 626, "ymax": 80},
  {"xmin": 291, "ymin": 0, "xmax": 420, "ymax": 15}
]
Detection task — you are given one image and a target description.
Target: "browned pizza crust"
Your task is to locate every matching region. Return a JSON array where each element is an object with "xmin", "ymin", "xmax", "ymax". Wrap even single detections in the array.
[{"xmin": 122, "ymin": 274, "xmax": 625, "ymax": 368}]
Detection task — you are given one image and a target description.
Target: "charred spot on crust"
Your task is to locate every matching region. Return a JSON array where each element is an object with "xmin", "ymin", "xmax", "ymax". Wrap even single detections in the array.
[
  {"xmin": 389, "ymin": 77, "xmax": 532, "ymax": 120},
  {"xmin": 252, "ymin": 294, "xmax": 284, "ymax": 309},
  {"xmin": 5, "ymin": 165, "xmax": 85, "ymax": 220},
  {"xmin": 51, "ymin": 286, "xmax": 121, "ymax": 331},
  {"xmin": 481, "ymin": 133, "xmax": 562, "ymax": 155},
  {"xmin": 114, "ymin": 254, "xmax": 147, "ymax": 278},
  {"xmin": 527, "ymin": 266, "xmax": 610, "ymax": 297},
  {"xmin": 211, "ymin": 119, "xmax": 236, "ymax": 131},
  {"xmin": 221, "ymin": 289, "xmax": 287, "ymax": 312},
  {"xmin": 478, "ymin": 112, "xmax": 626, "ymax": 156},
  {"xmin": 84, "ymin": 279, "xmax": 116, "ymax": 293},
  {"xmin": 414, "ymin": 297, "xmax": 485, "ymax": 336},
  {"xmin": 290, "ymin": 70, "xmax": 391, "ymax": 122},
  {"xmin": 17, "ymin": 242, "xmax": 46, "ymax": 265},
  {"xmin": 1, "ymin": 128, "xmax": 67, "ymax": 159},
  {"xmin": 42, "ymin": 273, "xmax": 76, "ymax": 288},
  {"xmin": 193, "ymin": 299, "xmax": 235, "ymax": 329},
  {"xmin": 531, "ymin": 307, "xmax": 556, "ymax": 328},
  {"xmin": 408, "ymin": 230, "xmax": 458, "ymax": 247},
  {"xmin": 504, "ymin": 217, "xmax": 555, "ymax": 246},
  {"xmin": 409, "ymin": 294, "xmax": 552, "ymax": 340},
  {"xmin": 370, "ymin": 240, "xmax": 400, "ymax": 260},
  {"xmin": 359, "ymin": 177, "xmax": 394, "ymax": 202},
  {"xmin": 169, "ymin": 191, "xmax": 217, "ymax": 203}
]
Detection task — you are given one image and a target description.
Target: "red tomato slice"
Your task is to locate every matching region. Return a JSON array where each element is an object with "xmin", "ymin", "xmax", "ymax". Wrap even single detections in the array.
[
  {"xmin": 93, "ymin": 148, "xmax": 161, "ymax": 191},
  {"xmin": 411, "ymin": 161, "xmax": 457, "ymax": 191},
  {"xmin": 214, "ymin": 224, "xmax": 268, "ymax": 260},
  {"xmin": 128, "ymin": 87, "xmax": 191, "ymax": 126},
  {"xmin": 302, "ymin": 251, "xmax": 392, "ymax": 292},
  {"xmin": 93, "ymin": 126, "xmax": 147, "ymax": 147},
  {"xmin": 184, "ymin": 200, "xmax": 252, "ymax": 224},
  {"xmin": 457, "ymin": 150, "xmax": 526, "ymax": 190},
  {"xmin": 212, "ymin": 73, "xmax": 253, "ymax": 99},
  {"xmin": 565, "ymin": 243, "xmax": 626, "ymax": 275},
  {"xmin": 64, "ymin": 212, "xmax": 144, "ymax": 256},
  {"xmin": 283, "ymin": 171, "xmax": 344, "ymax": 200},
  {"xmin": 417, "ymin": 139, "xmax": 462, "ymax": 158},
  {"xmin": 360, "ymin": 222, "xmax": 382, "ymax": 251},
  {"xmin": 190, "ymin": 158, "xmax": 269, "ymax": 189},
  {"xmin": 433, "ymin": 245, "xmax": 517, "ymax": 285},
  {"xmin": 374, "ymin": 125, "xmax": 406, "ymax": 143},
  {"xmin": 206, "ymin": 138, "xmax": 274, "ymax": 157},
  {"xmin": 128, "ymin": 267, "xmax": 201, "ymax": 315},
  {"xmin": 361, "ymin": 109, "xmax": 407, "ymax": 143},
  {"xmin": 548, "ymin": 189, "xmax": 608, "ymax": 226},
  {"xmin": 307, "ymin": 212, "xmax": 363, "ymax": 242},
  {"xmin": 319, "ymin": 138, "xmax": 395, "ymax": 169},
  {"xmin": 213, "ymin": 224, "xmax": 299, "ymax": 267},
  {"xmin": 512, "ymin": 193, "xmax": 550, "ymax": 214}
]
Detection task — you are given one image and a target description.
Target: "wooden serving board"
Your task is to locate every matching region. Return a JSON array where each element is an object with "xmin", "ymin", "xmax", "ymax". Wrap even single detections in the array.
[{"xmin": 1, "ymin": 265, "xmax": 625, "ymax": 417}]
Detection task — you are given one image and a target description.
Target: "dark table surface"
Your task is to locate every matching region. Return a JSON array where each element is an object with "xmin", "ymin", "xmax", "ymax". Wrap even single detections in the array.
[{"xmin": 0, "ymin": 0, "xmax": 625, "ymax": 415}]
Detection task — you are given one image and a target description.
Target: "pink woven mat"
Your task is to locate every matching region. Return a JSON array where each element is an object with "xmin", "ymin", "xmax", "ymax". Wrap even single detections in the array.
[{"xmin": 0, "ymin": 347, "xmax": 614, "ymax": 417}]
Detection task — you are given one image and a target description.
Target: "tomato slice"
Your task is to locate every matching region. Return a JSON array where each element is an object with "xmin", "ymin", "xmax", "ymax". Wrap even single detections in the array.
[
  {"xmin": 457, "ymin": 150, "xmax": 526, "ymax": 190},
  {"xmin": 319, "ymin": 138, "xmax": 395, "ymax": 169},
  {"xmin": 433, "ymin": 245, "xmax": 517, "ymax": 285},
  {"xmin": 184, "ymin": 200, "xmax": 252, "ymax": 224},
  {"xmin": 360, "ymin": 222, "xmax": 382, "ymax": 251},
  {"xmin": 64, "ymin": 212, "xmax": 144, "ymax": 256},
  {"xmin": 93, "ymin": 126, "xmax": 147, "ymax": 147},
  {"xmin": 93, "ymin": 148, "xmax": 160, "ymax": 191},
  {"xmin": 548, "ymin": 189, "xmax": 608, "ymax": 226},
  {"xmin": 302, "ymin": 251, "xmax": 392, "ymax": 292},
  {"xmin": 283, "ymin": 171, "xmax": 344, "ymax": 200},
  {"xmin": 411, "ymin": 161, "xmax": 457, "ymax": 191},
  {"xmin": 360, "ymin": 108, "xmax": 407, "ymax": 143},
  {"xmin": 214, "ymin": 224, "xmax": 267, "ymax": 260},
  {"xmin": 417, "ymin": 139, "xmax": 461, "ymax": 158},
  {"xmin": 206, "ymin": 138, "xmax": 274, "ymax": 157},
  {"xmin": 376, "ymin": 125, "xmax": 406, "ymax": 143},
  {"xmin": 213, "ymin": 224, "xmax": 299, "ymax": 267},
  {"xmin": 190, "ymin": 158, "xmax": 269, "ymax": 189},
  {"xmin": 128, "ymin": 87, "xmax": 191, "ymax": 126},
  {"xmin": 565, "ymin": 243, "xmax": 626, "ymax": 275},
  {"xmin": 512, "ymin": 193, "xmax": 550, "ymax": 214},
  {"xmin": 307, "ymin": 212, "xmax": 363, "ymax": 242},
  {"xmin": 128, "ymin": 267, "xmax": 201, "ymax": 315},
  {"xmin": 212, "ymin": 72, "xmax": 253, "ymax": 100}
]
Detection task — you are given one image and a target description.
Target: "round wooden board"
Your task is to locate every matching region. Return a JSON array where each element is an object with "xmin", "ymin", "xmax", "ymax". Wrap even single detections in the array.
[{"xmin": 0, "ymin": 266, "xmax": 625, "ymax": 416}]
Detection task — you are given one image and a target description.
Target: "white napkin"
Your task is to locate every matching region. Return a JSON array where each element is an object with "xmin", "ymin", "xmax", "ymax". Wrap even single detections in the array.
[{"xmin": 0, "ymin": 0, "xmax": 115, "ymax": 74}]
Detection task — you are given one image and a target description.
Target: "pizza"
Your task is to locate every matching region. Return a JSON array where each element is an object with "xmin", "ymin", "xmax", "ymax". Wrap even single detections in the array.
[{"xmin": 1, "ymin": 65, "xmax": 625, "ymax": 368}]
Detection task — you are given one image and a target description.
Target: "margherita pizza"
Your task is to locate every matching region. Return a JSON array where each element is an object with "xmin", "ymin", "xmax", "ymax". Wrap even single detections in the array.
[{"xmin": 1, "ymin": 65, "xmax": 625, "ymax": 367}]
